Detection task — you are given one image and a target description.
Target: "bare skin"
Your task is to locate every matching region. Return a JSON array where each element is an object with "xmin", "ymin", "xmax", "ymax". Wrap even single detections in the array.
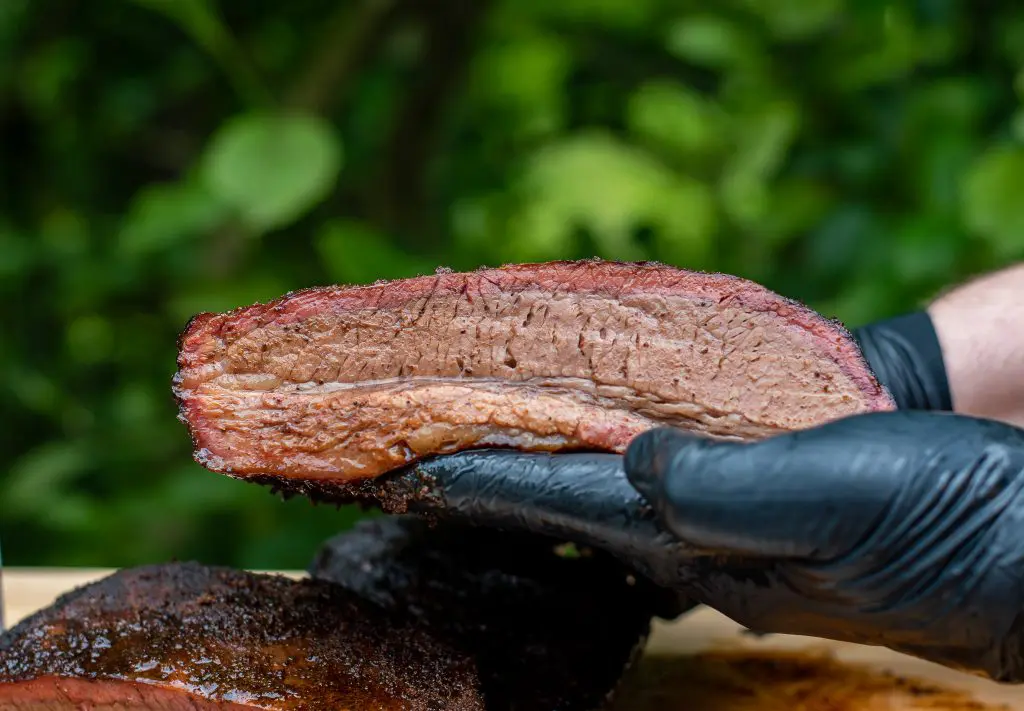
[{"xmin": 929, "ymin": 263, "xmax": 1024, "ymax": 427}]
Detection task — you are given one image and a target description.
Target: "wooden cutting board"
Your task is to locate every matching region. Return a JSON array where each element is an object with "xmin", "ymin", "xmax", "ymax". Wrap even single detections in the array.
[{"xmin": 6, "ymin": 569, "xmax": 1024, "ymax": 710}]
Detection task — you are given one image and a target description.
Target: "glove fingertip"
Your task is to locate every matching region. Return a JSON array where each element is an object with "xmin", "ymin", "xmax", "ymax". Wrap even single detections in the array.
[{"xmin": 623, "ymin": 428, "xmax": 705, "ymax": 497}]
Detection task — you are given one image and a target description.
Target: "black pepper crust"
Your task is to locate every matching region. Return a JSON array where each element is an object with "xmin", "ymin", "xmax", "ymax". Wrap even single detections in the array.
[{"xmin": 0, "ymin": 562, "xmax": 484, "ymax": 710}]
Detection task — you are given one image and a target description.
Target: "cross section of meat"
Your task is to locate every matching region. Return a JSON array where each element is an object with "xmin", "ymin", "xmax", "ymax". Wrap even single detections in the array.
[{"xmin": 175, "ymin": 260, "xmax": 894, "ymax": 486}]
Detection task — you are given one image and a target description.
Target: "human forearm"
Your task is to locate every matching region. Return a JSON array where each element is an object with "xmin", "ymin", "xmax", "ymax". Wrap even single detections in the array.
[{"xmin": 929, "ymin": 263, "xmax": 1024, "ymax": 427}]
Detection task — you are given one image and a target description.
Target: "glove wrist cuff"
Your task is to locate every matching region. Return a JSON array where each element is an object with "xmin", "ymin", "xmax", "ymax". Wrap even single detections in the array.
[{"xmin": 853, "ymin": 310, "xmax": 952, "ymax": 411}]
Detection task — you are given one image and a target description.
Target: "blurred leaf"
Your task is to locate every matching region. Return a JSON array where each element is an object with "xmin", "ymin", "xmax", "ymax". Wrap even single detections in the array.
[
  {"xmin": 665, "ymin": 15, "xmax": 757, "ymax": 69},
  {"xmin": 915, "ymin": 133, "xmax": 975, "ymax": 214},
  {"xmin": 510, "ymin": 131, "xmax": 715, "ymax": 264},
  {"xmin": 119, "ymin": 179, "xmax": 228, "ymax": 255},
  {"xmin": 890, "ymin": 216, "xmax": 960, "ymax": 284},
  {"xmin": 803, "ymin": 204, "xmax": 883, "ymax": 284},
  {"xmin": 199, "ymin": 111, "xmax": 344, "ymax": 232},
  {"xmin": 760, "ymin": 179, "xmax": 834, "ymax": 245},
  {"xmin": 817, "ymin": 277, "xmax": 903, "ymax": 328},
  {"xmin": 5, "ymin": 369, "xmax": 60, "ymax": 414},
  {"xmin": 167, "ymin": 274, "xmax": 293, "ymax": 325},
  {"xmin": 835, "ymin": 5, "xmax": 918, "ymax": 90},
  {"xmin": 20, "ymin": 39, "xmax": 87, "ymax": 116},
  {"xmin": 471, "ymin": 32, "xmax": 570, "ymax": 137},
  {"xmin": 4, "ymin": 441, "xmax": 90, "ymax": 518},
  {"xmin": 1012, "ymin": 110, "xmax": 1024, "ymax": 143},
  {"xmin": 0, "ymin": 225, "xmax": 33, "ymax": 279},
  {"xmin": 525, "ymin": 0, "xmax": 657, "ymax": 31},
  {"xmin": 740, "ymin": 0, "xmax": 842, "ymax": 40},
  {"xmin": 963, "ymin": 146, "xmax": 1024, "ymax": 258},
  {"xmin": 720, "ymin": 101, "xmax": 800, "ymax": 226},
  {"xmin": 66, "ymin": 314, "xmax": 114, "ymax": 364},
  {"xmin": 316, "ymin": 219, "xmax": 433, "ymax": 284},
  {"xmin": 996, "ymin": 13, "xmax": 1024, "ymax": 65},
  {"xmin": 39, "ymin": 209, "xmax": 89, "ymax": 262},
  {"xmin": 626, "ymin": 80, "xmax": 726, "ymax": 158}
]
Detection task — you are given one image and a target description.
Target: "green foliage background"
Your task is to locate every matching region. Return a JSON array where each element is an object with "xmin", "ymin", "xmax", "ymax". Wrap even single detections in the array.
[{"xmin": 4, "ymin": 0, "xmax": 1024, "ymax": 568}]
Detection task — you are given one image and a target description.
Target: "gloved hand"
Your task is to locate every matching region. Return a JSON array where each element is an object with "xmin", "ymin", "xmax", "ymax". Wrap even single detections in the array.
[
  {"xmin": 370, "ymin": 449, "xmax": 700, "ymax": 619},
  {"xmin": 371, "ymin": 312, "xmax": 979, "ymax": 675},
  {"xmin": 623, "ymin": 410, "xmax": 1024, "ymax": 682},
  {"xmin": 852, "ymin": 310, "xmax": 952, "ymax": 411}
]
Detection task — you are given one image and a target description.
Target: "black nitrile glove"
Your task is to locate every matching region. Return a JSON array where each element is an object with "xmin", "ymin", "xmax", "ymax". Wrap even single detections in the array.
[
  {"xmin": 623, "ymin": 410, "xmax": 1024, "ymax": 682},
  {"xmin": 852, "ymin": 310, "xmax": 952, "ymax": 411},
  {"xmin": 374, "ymin": 449, "xmax": 700, "ymax": 618}
]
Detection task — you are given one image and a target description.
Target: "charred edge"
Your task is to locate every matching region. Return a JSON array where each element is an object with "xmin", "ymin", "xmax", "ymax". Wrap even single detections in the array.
[
  {"xmin": 245, "ymin": 466, "xmax": 444, "ymax": 514},
  {"xmin": 174, "ymin": 310, "xmax": 212, "ymax": 355}
]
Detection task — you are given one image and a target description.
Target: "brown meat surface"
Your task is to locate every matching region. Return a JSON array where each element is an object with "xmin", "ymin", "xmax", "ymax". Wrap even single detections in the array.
[
  {"xmin": 175, "ymin": 260, "xmax": 895, "ymax": 484},
  {"xmin": 0, "ymin": 563, "xmax": 484, "ymax": 711}
]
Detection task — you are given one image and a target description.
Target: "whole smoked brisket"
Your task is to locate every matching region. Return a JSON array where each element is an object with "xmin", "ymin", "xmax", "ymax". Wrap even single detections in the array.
[
  {"xmin": 0, "ymin": 562, "xmax": 484, "ymax": 710},
  {"xmin": 175, "ymin": 260, "xmax": 895, "ymax": 486},
  {"xmin": 0, "ymin": 523, "xmax": 658, "ymax": 710}
]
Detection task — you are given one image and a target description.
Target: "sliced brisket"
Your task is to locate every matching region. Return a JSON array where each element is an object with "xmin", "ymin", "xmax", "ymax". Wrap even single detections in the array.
[
  {"xmin": 175, "ymin": 260, "xmax": 894, "ymax": 485},
  {"xmin": 0, "ymin": 562, "xmax": 484, "ymax": 710}
]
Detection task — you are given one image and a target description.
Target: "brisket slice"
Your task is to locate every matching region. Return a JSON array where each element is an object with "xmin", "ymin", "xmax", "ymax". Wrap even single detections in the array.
[
  {"xmin": 0, "ymin": 562, "xmax": 485, "ymax": 710},
  {"xmin": 175, "ymin": 259, "xmax": 894, "ymax": 485},
  {"xmin": 309, "ymin": 516, "xmax": 662, "ymax": 711}
]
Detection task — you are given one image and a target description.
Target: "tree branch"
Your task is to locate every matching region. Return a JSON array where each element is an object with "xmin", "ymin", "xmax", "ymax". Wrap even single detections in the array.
[
  {"xmin": 286, "ymin": 0, "xmax": 406, "ymax": 115},
  {"xmin": 368, "ymin": 0, "xmax": 493, "ymax": 244}
]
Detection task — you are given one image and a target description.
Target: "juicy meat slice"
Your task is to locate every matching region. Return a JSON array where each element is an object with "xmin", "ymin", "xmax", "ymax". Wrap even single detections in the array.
[
  {"xmin": 310, "ymin": 516, "xmax": 667, "ymax": 711},
  {"xmin": 0, "ymin": 562, "xmax": 484, "ymax": 711},
  {"xmin": 175, "ymin": 259, "xmax": 895, "ymax": 484}
]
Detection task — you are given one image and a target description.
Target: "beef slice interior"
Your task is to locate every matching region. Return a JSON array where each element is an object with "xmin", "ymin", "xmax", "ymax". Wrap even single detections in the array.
[
  {"xmin": 175, "ymin": 259, "xmax": 895, "ymax": 485},
  {"xmin": 0, "ymin": 562, "xmax": 485, "ymax": 711},
  {"xmin": 310, "ymin": 516, "xmax": 666, "ymax": 711}
]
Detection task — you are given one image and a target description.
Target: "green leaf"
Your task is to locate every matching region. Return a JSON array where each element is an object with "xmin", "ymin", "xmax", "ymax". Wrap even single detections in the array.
[
  {"xmin": 962, "ymin": 145, "xmax": 1024, "ymax": 258},
  {"xmin": 890, "ymin": 216, "xmax": 961, "ymax": 284},
  {"xmin": 759, "ymin": 179, "xmax": 834, "ymax": 245},
  {"xmin": 0, "ymin": 224, "xmax": 34, "ymax": 279},
  {"xmin": 665, "ymin": 15, "xmax": 756, "ymax": 69},
  {"xmin": 509, "ymin": 131, "xmax": 716, "ymax": 265},
  {"xmin": 720, "ymin": 102, "xmax": 800, "ymax": 226},
  {"xmin": 119, "ymin": 179, "xmax": 228, "ymax": 255},
  {"xmin": 739, "ymin": 0, "xmax": 843, "ymax": 40},
  {"xmin": 470, "ymin": 33, "xmax": 570, "ymax": 137},
  {"xmin": 626, "ymin": 80, "xmax": 726, "ymax": 157},
  {"xmin": 1012, "ymin": 110, "xmax": 1024, "ymax": 143},
  {"xmin": 4, "ymin": 442, "xmax": 91, "ymax": 518},
  {"xmin": 167, "ymin": 275, "xmax": 292, "ymax": 325},
  {"xmin": 66, "ymin": 314, "xmax": 114, "ymax": 364},
  {"xmin": 199, "ymin": 111, "xmax": 344, "ymax": 232},
  {"xmin": 315, "ymin": 219, "xmax": 433, "ymax": 284},
  {"xmin": 21, "ymin": 39, "xmax": 87, "ymax": 115},
  {"xmin": 520, "ymin": 0, "xmax": 657, "ymax": 31}
]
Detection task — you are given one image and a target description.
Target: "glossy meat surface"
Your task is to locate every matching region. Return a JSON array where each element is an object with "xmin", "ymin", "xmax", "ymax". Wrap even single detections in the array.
[
  {"xmin": 0, "ymin": 523, "xmax": 661, "ymax": 710},
  {"xmin": 0, "ymin": 562, "xmax": 484, "ymax": 710}
]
